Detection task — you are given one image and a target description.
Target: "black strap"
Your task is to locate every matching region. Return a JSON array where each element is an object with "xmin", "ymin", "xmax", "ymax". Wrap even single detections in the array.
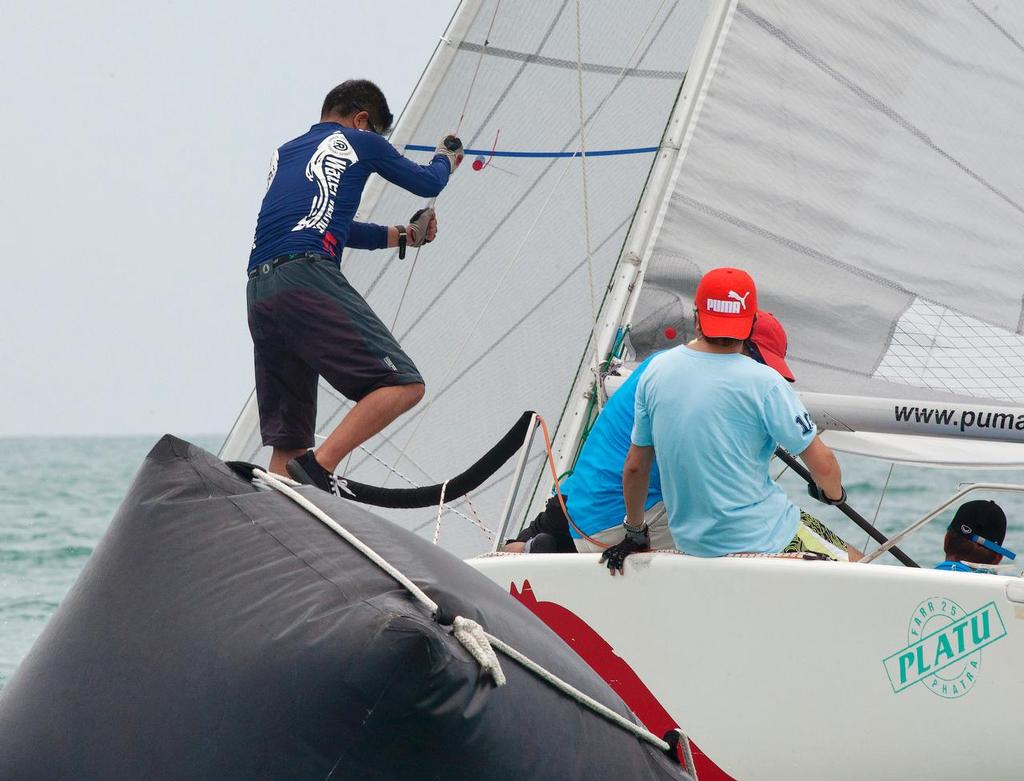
[
  {"xmin": 342, "ymin": 411, "xmax": 536, "ymax": 508},
  {"xmin": 396, "ymin": 225, "xmax": 407, "ymax": 260}
]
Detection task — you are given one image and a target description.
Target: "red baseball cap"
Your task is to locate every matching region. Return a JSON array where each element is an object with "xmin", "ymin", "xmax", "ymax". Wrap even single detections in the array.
[
  {"xmin": 695, "ymin": 267, "xmax": 757, "ymax": 339},
  {"xmin": 750, "ymin": 311, "xmax": 795, "ymax": 382}
]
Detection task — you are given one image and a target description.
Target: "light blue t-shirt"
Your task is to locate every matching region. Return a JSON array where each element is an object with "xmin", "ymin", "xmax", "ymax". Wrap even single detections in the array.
[
  {"xmin": 561, "ymin": 355, "xmax": 663, "ymax": 537},
  {"xmin": 632, "ymin": 346, "xmax": 816, "ymax": 557}
]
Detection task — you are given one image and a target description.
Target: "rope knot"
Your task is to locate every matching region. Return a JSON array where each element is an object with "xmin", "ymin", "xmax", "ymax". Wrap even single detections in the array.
[{"xmin": 452, "ymin": 616, "xmax": 506, "ymax": 687}]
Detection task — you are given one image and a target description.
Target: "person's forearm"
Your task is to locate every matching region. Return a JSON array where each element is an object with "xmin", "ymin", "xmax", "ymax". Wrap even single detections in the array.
[
  {"xmin": 622, "ymin": 455, "xmax": 652, "ymax": 526},
  {"xmin": 808, "ymin": 454, "xmax": 842, "ymax": 501}
]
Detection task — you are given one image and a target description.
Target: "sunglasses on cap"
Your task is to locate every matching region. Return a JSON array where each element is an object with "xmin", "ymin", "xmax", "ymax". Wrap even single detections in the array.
[{"xmin": 957, "ymin": 523, "xmax": 1016, "ymax": 560}]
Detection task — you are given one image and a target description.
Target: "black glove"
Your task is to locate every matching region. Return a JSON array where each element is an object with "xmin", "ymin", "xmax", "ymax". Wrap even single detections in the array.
[
  {"xmin": 407, "ymin": 207, "xmax": 436, "ymax": 246},
  {"xmin": 599, "ymin": 524, "xmax": 650, "ymax": 575},
  {"xmin": 435, "ymin": 134, "xmax": 464, "ymax": 173},
  {"xmin": 807, "ymin": 482, "xmax": 847, "ymax": 506}
]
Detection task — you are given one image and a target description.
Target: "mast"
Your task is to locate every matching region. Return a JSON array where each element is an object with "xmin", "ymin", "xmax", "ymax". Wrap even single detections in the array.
[{"xmin": 552, "ymin": 0, "xmax": 739, "ymax": 480}]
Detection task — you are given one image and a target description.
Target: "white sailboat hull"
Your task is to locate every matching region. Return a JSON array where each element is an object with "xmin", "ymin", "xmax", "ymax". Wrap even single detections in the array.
[{"xmin": 468, "ymin": 553, "xmax": 1024, "ymax": 780}]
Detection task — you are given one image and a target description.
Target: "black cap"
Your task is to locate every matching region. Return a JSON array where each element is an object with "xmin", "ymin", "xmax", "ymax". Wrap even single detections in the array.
[{"xmin": 948, "ymin": 500, "xmax": 1007, "ymax": 545}]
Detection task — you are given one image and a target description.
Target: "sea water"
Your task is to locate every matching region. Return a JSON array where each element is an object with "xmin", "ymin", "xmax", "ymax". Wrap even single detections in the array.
[{"xmin": 2, "ymin": 435, "xmax": 1024, "ymax": 689}]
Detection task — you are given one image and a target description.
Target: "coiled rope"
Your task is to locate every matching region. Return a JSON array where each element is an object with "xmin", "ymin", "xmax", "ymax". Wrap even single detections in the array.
[{"xmin": 252, "ymin": 466, "xmax": 670, "ymax": 752}]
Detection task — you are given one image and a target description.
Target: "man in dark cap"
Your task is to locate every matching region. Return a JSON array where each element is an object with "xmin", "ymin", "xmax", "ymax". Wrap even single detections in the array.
[{"xmin": 936, "ymin": 500, "xmax": 1016, "ymax": 573}]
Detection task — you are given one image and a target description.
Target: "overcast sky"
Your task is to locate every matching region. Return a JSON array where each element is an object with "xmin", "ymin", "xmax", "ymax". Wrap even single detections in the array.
[{"xmin": 0, "ymin": 0, "xmax": 459, "ymax": 437}]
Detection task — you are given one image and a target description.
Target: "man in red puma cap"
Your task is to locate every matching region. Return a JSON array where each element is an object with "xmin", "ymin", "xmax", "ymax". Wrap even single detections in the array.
[
  {"xmin": 504, "ymin": 310, "xmax": 805, "ymax": 555},
  {"xmin": 602, "ymin": 267, "xmax": 847, "ymax": 573}
]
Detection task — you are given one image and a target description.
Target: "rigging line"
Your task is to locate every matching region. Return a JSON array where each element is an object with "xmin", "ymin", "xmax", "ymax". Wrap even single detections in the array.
[
  {"xmin": 519, "ymin": 0, "xmax": 678, "ymax": 516},
  {"xmin": 404, "ymin": 144, "xmax": 659, "ymax": 157},
  {"xmin": 363, "ymin": 2, "xmax": 571, "ymax": 306},
  {"xmin": 464, "ymin": 0, "xmax": 573, "ymax": 145},
  {"xmin": 390, "ymin": 0, "xmax": 504, "ymax": 336},
  {"xmin": 408, "ymin": 450, "xmax": 547, "ymax": 534},
  {"xmin": 575, "ymin": 0, "xmax": 602, "ymax": 414},
  {"xmin": 345, "ymin": 216, "xmax": 631, "ymax": 480},
  {"xmin": 967, "ymin": 1, "xmax": 1024, "ymax": 57},
  {"xmin": 385, "ymin": 0, "xmax": 675, "ymax": 477},
  {"xmin": 738, "ymin": 3, "xmax": 1024, "ymax": 218},
  {"xmin": 349, "ymin": 437, "xmax": 495, "ymax": 538},
  {"xmin": 865, "ymin": 462, "xmax": 896, "ymax": 553},
  {"xmin": 394, "ymin": 2, "xmax": 674, "ymax": 347},
  {"xmin": 457, "ymin": 0, "xmax": 504, "ymax": 136},
  {"xmin": 390, "ymin": 153, "xmax": 581, "ymax": 478},
  {"xmin": 315, "ymin": 384, "xmax": 475, "ymax": 507}
]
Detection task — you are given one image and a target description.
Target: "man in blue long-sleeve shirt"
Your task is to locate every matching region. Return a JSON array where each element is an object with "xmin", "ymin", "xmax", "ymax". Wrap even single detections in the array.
[{"xmin": 246, "ymin": 80, "xmax": 464, "ymax": 494}]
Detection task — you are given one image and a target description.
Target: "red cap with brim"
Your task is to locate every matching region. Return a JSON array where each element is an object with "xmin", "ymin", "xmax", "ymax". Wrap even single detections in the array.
[
  {"xmin": 695, "ymin": 267, "xmax": 757, "ymax": 339},
  {"xmin": 751, "ymin": 310, "xmax": 795, "ymax": 382}
]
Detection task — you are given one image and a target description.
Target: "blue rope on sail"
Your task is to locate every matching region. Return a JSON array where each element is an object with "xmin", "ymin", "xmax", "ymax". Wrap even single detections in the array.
[{"xmin": 403, "ymin": 144, "xmax": 658, "ymax": 158}]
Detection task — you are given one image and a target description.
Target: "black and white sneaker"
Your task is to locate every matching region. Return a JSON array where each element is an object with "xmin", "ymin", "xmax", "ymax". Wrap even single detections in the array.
[{"xmin": 286, "ymin": 451, "xmax": 354, "ymax": 498}]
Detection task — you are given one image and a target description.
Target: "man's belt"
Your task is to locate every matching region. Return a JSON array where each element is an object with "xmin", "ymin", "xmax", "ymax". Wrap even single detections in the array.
[{"xmin": 247, "ymin": 252, "xmax": 334, "ymax": 279}]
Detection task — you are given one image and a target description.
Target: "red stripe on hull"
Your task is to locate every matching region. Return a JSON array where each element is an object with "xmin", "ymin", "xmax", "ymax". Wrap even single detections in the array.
[{"xmin": 511, "ymin": 579, "xmax": 737, "ymax": 781}]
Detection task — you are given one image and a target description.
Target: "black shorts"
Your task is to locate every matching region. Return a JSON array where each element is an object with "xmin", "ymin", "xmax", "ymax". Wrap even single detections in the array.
[
  {"xmin": 246, "ymin": 255, "xmax": 423, "ymax": 449},
  {"xmin": 510, "ymin": 495, "xmax": 577, "ymax": 553}
]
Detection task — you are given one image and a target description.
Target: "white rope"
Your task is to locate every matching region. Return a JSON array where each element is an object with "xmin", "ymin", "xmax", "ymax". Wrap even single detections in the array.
[
  {"xmin": 456, "ymin": 0, "xmax": 504, "ymax": 135},
  {"xmin": 433, "ymin": 479, "xmax": 451, "ymax": 545},
  {"xmin": 679, "ymin": 731, "xmax": 699, "ymax": 779},
  {"xmin": 454, "ymin": 617, "xmax": 507, "ymax": 686},
  {"xmin": 391, "ymin": 0, "xmax": 505, "ymax": 333},
  {"xmin": 255, "ymin": 467, "xmax": 674, "ymax": 751},
  {"xmin": 483, "ymin": 631, "xmax": 669, "ymax": 751},
  {"xmin": 255, "ymin": 468, "xmax": 440, "ymax": 615},
  {"xmin": 357, "ymin": 445, "xmax": 495, "ymax": 539},
  {"xmin": 574, "ymin": 0, "xmax": 603, "ymax": 415},
  {"xmin": 388, "ymin": 0, "xmax": 672, "ymax": 471},
  {"xmin": 315, "ymin": 431, "xmax": 495, "ymax": 539},
  {"xmin": 865, "ymin": 462, "xmax": 895, "ymax": 553}
]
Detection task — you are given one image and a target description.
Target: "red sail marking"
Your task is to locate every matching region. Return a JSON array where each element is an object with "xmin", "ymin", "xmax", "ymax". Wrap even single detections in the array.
[{"xmin": 510, "ymin": 579, "xmax": 736, "ymax": 781}]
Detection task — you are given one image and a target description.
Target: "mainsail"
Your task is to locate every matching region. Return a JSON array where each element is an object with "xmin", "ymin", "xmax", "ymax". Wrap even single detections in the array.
[
  {"xmin": 624, "ymin": 1, "xmax": 1024, "ymax": 419},
  {"xmin": 222, "ymin": 0, "xmax": 714, "ymax": 555}
]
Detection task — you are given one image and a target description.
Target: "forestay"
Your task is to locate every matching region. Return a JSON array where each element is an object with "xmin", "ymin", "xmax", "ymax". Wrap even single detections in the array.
[
  {"xmin": 625, "ymin": 1, "xmax": 1024, "ymax": 434},
  {"xmin": 222, "ymin": 0, "xmax": 714, "ymax": 556}
]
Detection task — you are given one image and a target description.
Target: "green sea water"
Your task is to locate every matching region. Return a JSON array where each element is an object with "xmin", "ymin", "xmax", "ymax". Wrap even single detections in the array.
[{"xmin": 1, "ymin": 435, "xmax": 1023, "ymax": 689}]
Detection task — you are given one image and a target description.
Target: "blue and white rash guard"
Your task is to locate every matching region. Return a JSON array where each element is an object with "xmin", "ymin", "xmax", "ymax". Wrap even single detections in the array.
[{"xmin": 248, "ymin": 122, "xmax": 451, "ymax": 272}]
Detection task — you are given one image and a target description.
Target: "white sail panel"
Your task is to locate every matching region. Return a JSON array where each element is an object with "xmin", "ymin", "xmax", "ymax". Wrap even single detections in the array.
[
  {"xmin": 635, "ymin": 0, "xmax": 1024, "ymax": 408},
  {"xmin": 876, "ymin": 298, "xmax": 1024, "ymax": 402},
  {"xmin": 223, "ymin": 0, "xmax": 714, "ymax": 556}
]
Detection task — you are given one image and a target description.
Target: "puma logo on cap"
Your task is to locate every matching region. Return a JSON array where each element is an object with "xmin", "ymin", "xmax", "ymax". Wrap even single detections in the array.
[
  {"xmin": 728, "ymin": 290, "xmax": 750, "ymax": 309},
  {"xmin": 706, "ymin": 289, "xmax": 751, "ymax": 314}
]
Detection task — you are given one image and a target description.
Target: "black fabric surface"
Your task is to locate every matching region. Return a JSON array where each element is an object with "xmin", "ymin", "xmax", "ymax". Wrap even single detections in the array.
[{"xmin": 0, "ymin": 436, "xmax": 688, "ymax": 780}]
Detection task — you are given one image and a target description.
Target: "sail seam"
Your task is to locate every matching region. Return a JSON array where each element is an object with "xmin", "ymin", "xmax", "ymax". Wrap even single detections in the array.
[
  {"xmin": 464, "ymin": 0, "xmax": 572, "ymax": 145},
  {"xmin": 968, "ymin": 1, "xmax": 1024, "ymax": 56},
  {"xmin": 737, "ymin": 3, "xmax": 1024, "ymax": 218},
  {"xmin": 456, "ymin": 41, "xmax": 685, "ymax": 79},
  {"xmin": 677, "ymin": 193, "xmax": 913, "ymax": 296}
]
